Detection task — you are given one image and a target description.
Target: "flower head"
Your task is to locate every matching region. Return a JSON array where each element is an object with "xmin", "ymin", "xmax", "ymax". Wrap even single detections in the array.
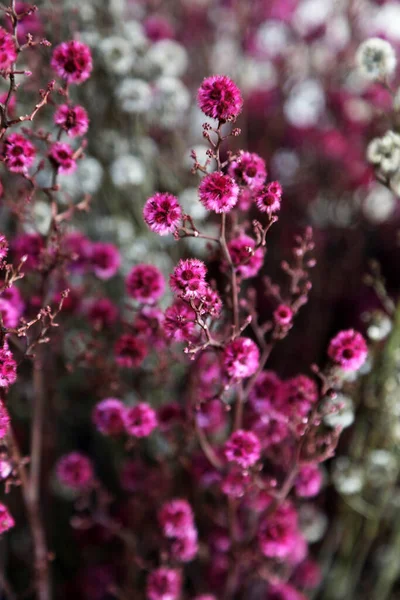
[
  {"xmin": 92, "ymin": 398, "xmax": 126, "ymax": 436},
  {"xmin": 328, "ymin": 329, "xmax": 368, "ymax": 371},
  {"xmin": 115, "ymin": 334, "xmax": 148, "ymax": 368},
  {"xmin": 143, "ymin": 192, "xmax": 182, "ymax": 236},
  {"xmin": 170, "ymin": 258, "xmax": 207, "ymax": 299},
  {"xmin": 356, "ymin": 38, "xmax": 396, "ymax": 81},
  {"xmin": 258, "ymin": 504, "xmax": 299, "ymax": 559},
  {"xmin": 12, "ymin": 232, "xmax": 43, "ymax": 270},
  {"xmin": 87, "ymin": 298, "xmax": 118, "ymax": 328},
  {"xmin": 0, "ymin": 400, "xmax": 10, "ymax": 438},
  {"xmin": 273, "ymin": 304, "xmax": 293, "ymax": 326},
  {"xmin": 227, "ymin": 234, "xmax": 264, "ymax": 279},
  {"xmin": 0, "ymin": 235, "xmax": 8, "ymax": 260},
  {"xmin": 51, "ymin": 40, "xmax": 92, "ymax": 84},
  {"xmin": 146, "ymin": 567, "xmax": 182, "ymax": 600},
  {"xmin": 295, "ymin": 465, "xmax": 322, "ymax": 498},
  {"xmin": 3, "ymin": 133, "xmax": 36, "ymax": 173},
  {"xmin": 223, "ymin": 337, "xmax": 260, "ymax": 380},
  {"xmin": 0, "ymin": 27, "xmax": 17, "ymax": 71},
  {"xmin": 90, "ymin": 242, "xmax": 120, "ymax": 280},
  {"xmin": 54, "ymin": 104, "xmax": 89, "ymax": 137},
  {"xmin": 158, "ymin": 498, "xmax": 195, "ymax": 538},
  {"xmin": 198, "ymin": 171, "xmax": 239, "ymax": 213},
  {"xmin": 224, "ymin": 429, "xmax": 261, "ymax": 468},
  {"xmin": 256, "ymin": 181, "xmax": 283, "ymax": 215},
  {"xmin": 124, "ymin": 402, "xmax": 157, "ymax": 437},
  {"xmin": 0, "ymin": 344, "xmax": 17, "ymax": 389},
  {"xmin": 249, "ymin": 370, "xmax": 283, "ymax": 413},
  {"xmin": 164, "ymin": 300, "xmax": 196, "ymax": 342},
  {"xmin": 0, "ymin": 503, "xmax": 14, "ymax": 534},
  {"xmin": 197, "ymin": 75, "xmax": 243, "ymax": 121},
  {"xmin": 126, "ymin": 264, "xmax": 165, "ymax": 304},
  {"xmin": 56, "ymin": 452, "xmax": 94, "ymax": 490},
  {"xmin": 49, "ymin": 142, "xmax": 77, "ymax": 175},
  {"xmin": 279, "ymin": 375, "xmax": 318, "ymax": 418},
  {"xmin": 229, "ymin": 151, "xmax": 267, "ymax": 190}
]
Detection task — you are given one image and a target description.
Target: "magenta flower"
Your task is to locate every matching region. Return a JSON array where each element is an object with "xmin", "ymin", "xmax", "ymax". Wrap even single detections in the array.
[
  {"xmin": 198, "ymin": 171, "xmax": 239, "ymax": 213},
  {"xmin": 229, "ymin": 151, "xmax": 267, "ymax": 190},
  {"xmin": 295, "ymin": 464, "xmax": 323, "ymax": 498},
  {"xmin": 51, "ymin": 40, "xmax": 92, "ymax": 84},
  {"xmin": 143, "ymin": 192, "xmax": 183, "ymax": 236},
  {"xmin": 227, "ymin": 234, "xmax": 263, "ymax": 279},
  {"xmin": 54, "ymin": 104, "xmax": 89, "ymax": 137},
  {"xmin": 293, "ymin": 559, "xmax": 322, "ymax": 589},
  {"xmin": 0, "ymin": 235, "xmax": 8, "ymax": 260},
  {"xmin": 0, "ymin": 503, "xmax": 14, "ymax": 535},
  {"xmin": 196, "ymin": 398, "xmax": 226, "ymax": 433},
  {"xmin": 171, "ymin": 530, "xmax": 198, "ymax": 562},
  {"xmin": 146, "ymin": 567, "xmax": 182, "ymax": 600},
  {"xmin": 0, "ymin": 27, "xmax": 17, "ymax": 71},
  {"xmin": 48, "ymin": 142, "xmax": 77, "ymax": 174},
  {"xmin": 223, "ymin": 337, "xmax": 260, "ymax": 380},
  {"xmin": 221, "ymin": 469, "xmax": 251, "ymax": 498},
  {"xmin": 12, "ymin": 232, "xmax": 43, "ymax": 270},
  {"xmin": 278, "ymin": 375, "xmax": 318, "ymax": 418},
  {"xmin": 255, "ymin": 181, "xmax": 283, "ymax": 215},
  {"xmin": 170, "ymin": 258, "xmax": 207, "ymax": 300},
  {"xmin": 126, "ymin": 264, "xmax": 165, "ymax": 304},
  {"xmin": 114, "ymin": 334, "xmax": 148, "ymax": 368},
  {"xmin": 56, "ymin": 452, "xmax": 94, "ymax": 490},
  {"xmin": 3, "ymin": 133, "xmax": 36, "ymax": 173},
  {"xmin": 197, "ymin": 75, "xmax": 243, "ymax": 121},
  {"xmin": 328, "ymin": 329, "xmax": 368, "ymax": 371},
  {"xmin": 158, "ymin": 498, "xmax": 195, "ymax": 538},
  {"xmin": 164, "ymin": 300, "xmax": 196, "ymax": 342},
  {"xmin": 0, "ymin": 344, "xmax": 17, "ymax": 389},
  {"xmin": 273, "ymin": 304, "xmax": 293, "ymax": 326},
  {"xmin": 90, "ymin": 242, "xmax": 120, "ymax": 280},
  {"xmin": 0, "ymin": 400, "xmax": 10, "ymax": 438},
  {"xmin": 258, "ymin": 504, "xmax": 299, "ymax": 559},
  {"xmin": 63, "ymin": 232, "xmax": 91, "ymax": 273},
  {"xmin": 249, "ymin": 370, "xmax": 283, "ymax": 413},
  {"xmin": 0, "ymin": 298, "xmax": 19, "ymax": 328},
  {"xmin": 87, "ymin": 298, "xmax": 118, "ymax": 328},
  {"xmin": 198, "ymin": 286, "xmax": 222, "ymax": 318},
  {"xmin": 224, "ymin": 429, "xmax": 261, "ymax": 468},
  {"xmin": 134, "ymin": 307, "xmax": 165, "ymax": 347},
  {"xmin": 124, "ymin": 402, "xmax": 157, "ymax": 437},
  {"xmin": 92, "ymin": 398, "xmax": 126, "ymax": 436}
]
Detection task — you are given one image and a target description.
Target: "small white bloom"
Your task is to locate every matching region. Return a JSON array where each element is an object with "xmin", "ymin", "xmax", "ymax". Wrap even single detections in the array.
[
  {"xmin": 98, "ymin": 36, "xmax": 135, "ymax": 75},
  {"xmin": 366, "ymin": 449, "xmax": 397, "ymax": 487},
  {"xmin": 284, "ymin": 80, "xmax": 325, "ymax": 128},
  {"xmin": 254, "ymin": 20, "xmax": 289, "ymax": 57},
  {"xmin": 367, "ymin": 130, "xmax": 400, "ymax": 174},
  {"xmin": 151, "ymin": 77, "xmax": 190, "ymax": 128},
  {"xmin": 110, "ymin": 154, "xmax": 145, "ymax": 188},
  {"xmin": 367, "ymin": 312, "xmax": 392, "ymax": 341},
  {"xmin": 363, "ymin": 183, "xmax": 396, "ymax": 223},
  {"xmin": 97, "ymin": 129, "xmax": 130, "ymax": 161},
  {"xmin": 23, "ymin": 201, "xmax": 52, "ymax": 235},
  {"xmin": 299, "ymin": 504, "xmax": 328, "ymax": 543},
  {"xmin": 332, "ymin": 458, "xmax": 364, "ymax": 496},
  {"xmin": 146, "ymin": 40, "xmax": 188, "ymax": 78},
  {"xmin": 116, "ymin": 78, "xmax": 152, "ymax": 113},
  {"xmin": 356, "ymin": 38, "xmax": 397, "ymax": 81},
  {"xmin": 324, "ymin": 394, "xmax": 354, "ymax": 430},
  {"xmin": 122, "ymin": 20, "xmax": 149, "ymax": 51}
]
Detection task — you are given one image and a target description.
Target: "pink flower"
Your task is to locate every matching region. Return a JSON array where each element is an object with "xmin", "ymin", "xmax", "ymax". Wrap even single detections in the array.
[
  {"xmin": 196, "ymin": 399, "xmax": 226, "ymax": 433},
  {"xmin": 171, "ymin": 530, "xmax": 198, "ymax": 562},
  {"xmin": 0, "ymin": 400, "xmax": 10, "ymax": 438},
  {"xmin": 92, "ymin": 398, "xmax": 126, "ymax": 436},
  {"xmin": 197, "ymin": 286, "xmax": 222, "ymax": 318},
  {"xmin": 164, "ymin": 300, "xmax": 196, "ymax": 342},
  {"xmin": 221, "ymin": 469, "xmax": 251, "ymax": 498},
  {"xmin": 87, "ymin": 298, "xmax": 118, "ymax": 328},
  {"xmin": 12, "ymin": 232, "xmax": 43, "ymax": 270},
  {"xmin": 124, "ymin": 402, "xmax": 157, "ymax": 437},
  {"xmin": 295, "ymin": 464, "xmax": 323, "ymax": 498},
  {"xmin": 258, "ymin": 504, "xmax": 299, "ymax": 559},
  {"xmin": 278, "ymin": 375, "xmax": 318, "ymax": 418},
  {"xmin": 126, "ymin": 264, "xmax": 165, "ymax": 304},
  {"xmin": 249, "ymin": 370, "xmax": 283, "ymax": 413},
  {"xmin": 227, "ymin": 234, "xmax": 263, "ymax": 279},
  {"xmin": 144, "ymin": 15, "xmax": 175, "ymax": 41},
  {"xmin": 252, "ymin": 414, "xmax": 289, "ymax": 449},
  {"xmin": 198, "ymin": 171, "xmax": 239, "ymax": 213},
  {"xmin": 197, "ymin": 75, "xmax": 243, "ymax": 121},
  {"xmin": 0, "ymin": 503, "xmax": 14, "ymax": 534},
  {"xmin": 134, "ymin": 307, "xmax": 165, "ymax": 347},
  {"xmin": 49, "ymin": 142, "xmax": 76, "ymax": 174},
  {"xmin": 0, "ymin": 298, "xmax": 19, "ymax": 328},
  {"xmin": 328, "ymin": 329, "xmax": 368, "ymax": 371},
  {"xmin": 158, "ymin": 498, "xmax": 195, "ymax": 538},
  {"xmin": 0, "ymin": 235, "xmax": 8, "ymax": 260},
  {"xmin": 56, "ymin": 452, "xmax": 94, "ymax": 490},
  {"xmin": 3, "ymin": 133, "xmax": 36, "ymax": 173},
  {"xmin": 0, "ymin": 27, "xmax": 17, "ymax": 71},
  {"xmin": 54, "ymin": 104, "xmax": 89, "ymax": 137},
  {"xmin": 273, "ymin": 304, "xmax": 293, "ymax": 326},
  {"xmin": 146, "ymin": 567, "xmax": 182, "ymax": 600},
  {"xmin": 224, "ymin": 429, "xmax": 261, "ymax": 468},
  {"xmin": 223, "ymin": 337, "xmax": 260, "ymax": 380},
  {"xmin": 229, "ymin": 152, "xmax": 267, "ymax": 190},
  {"xmin": 256, "ymin": 181, "xmax": 283, "ymax": 215},
  {"xmin": 90, "ymin": 242, "xmax": 120, "ymax": 280},
  {"xmin": 51, "ymin": 40, "xmax": 92, "ymax": 84},
  {"xmin": 143, "ymin": 192, "xmax": 182, "ymax": 236},
  {"xmin": 115, "ymin": 334, "xmax": 148, "ymax": 368},
  {"xmin": 63, "ymin": 232, "xmax": 91, "ymax": 272},
  {"xmin": 267, "ymin": 582, "xmax": 307, "ymax": 600},
  {"xmin": 170, "ymin": 258, "xmax": 207, "ymax": 300},
  {"xmin": 0, "ymin": 344, "xmax": 17, "ymax": 389}
]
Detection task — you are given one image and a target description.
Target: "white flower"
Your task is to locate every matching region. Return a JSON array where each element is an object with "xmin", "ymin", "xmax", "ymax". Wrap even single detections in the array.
[
  {"xmin": 151, "ymin": 77, "xmax": 190, "ymax": 128},
  {"xmin": 254, "ymin": 20, "xmax": 289, "ymax": 57},
  {"xmin": 110, "ymin": 154, "xmax": 145, "ymax": 188},
  {"xmin": 299, "ymin": 504, "xmax": 328, "ymax": 543},
  {"xmin": 122, "ymin": 20, "xmax": 148, "ymax": 51},
  {"xmin": 58, "ymin": 156, "xmax": 103, "ymax": 198},
  {"xmin": 363, "ymin": 183, "xmax": 396, "ymax": 223},
  {"xmin": 332, "ymin": 458, "xmax": 364, "ymax": 496},
  {"xmin": 356, "ymin": 38, "xmax": 397, "ymax": 81},
  {"xmin": 179, "ymin": 187, "xmax": 207, "ymax": 222},
  {"xmin": 98, "ymin": 36, "xmax": 135, "ymax": 75},
  {"xmin": 146, "ymin": 40, "xmax": 188, "ymax": 78},
  {"xmin": 96, "ymin": 129, "xmax": 130, "ymax": 161},
  {"xmin": 367, "ymin": 130, "xmax": 400, "ymax": 174},
  {"xmin": 284, "ymin": 80, "xmax": 325, "ymax": 128},
  {"xmin": 116, "ymin": 78, "xmax": 152, "ymax": 113},
  {"xmin": 324, "ymin": 394, "xmax": 354, "ymax": 430},
  {"xmin": 366, "ymin": 450, "xmax": 397, "ymax": 487},
  {"xmin": 367, "ymin": 312, "xmax": 392, "ymax": 341}
]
